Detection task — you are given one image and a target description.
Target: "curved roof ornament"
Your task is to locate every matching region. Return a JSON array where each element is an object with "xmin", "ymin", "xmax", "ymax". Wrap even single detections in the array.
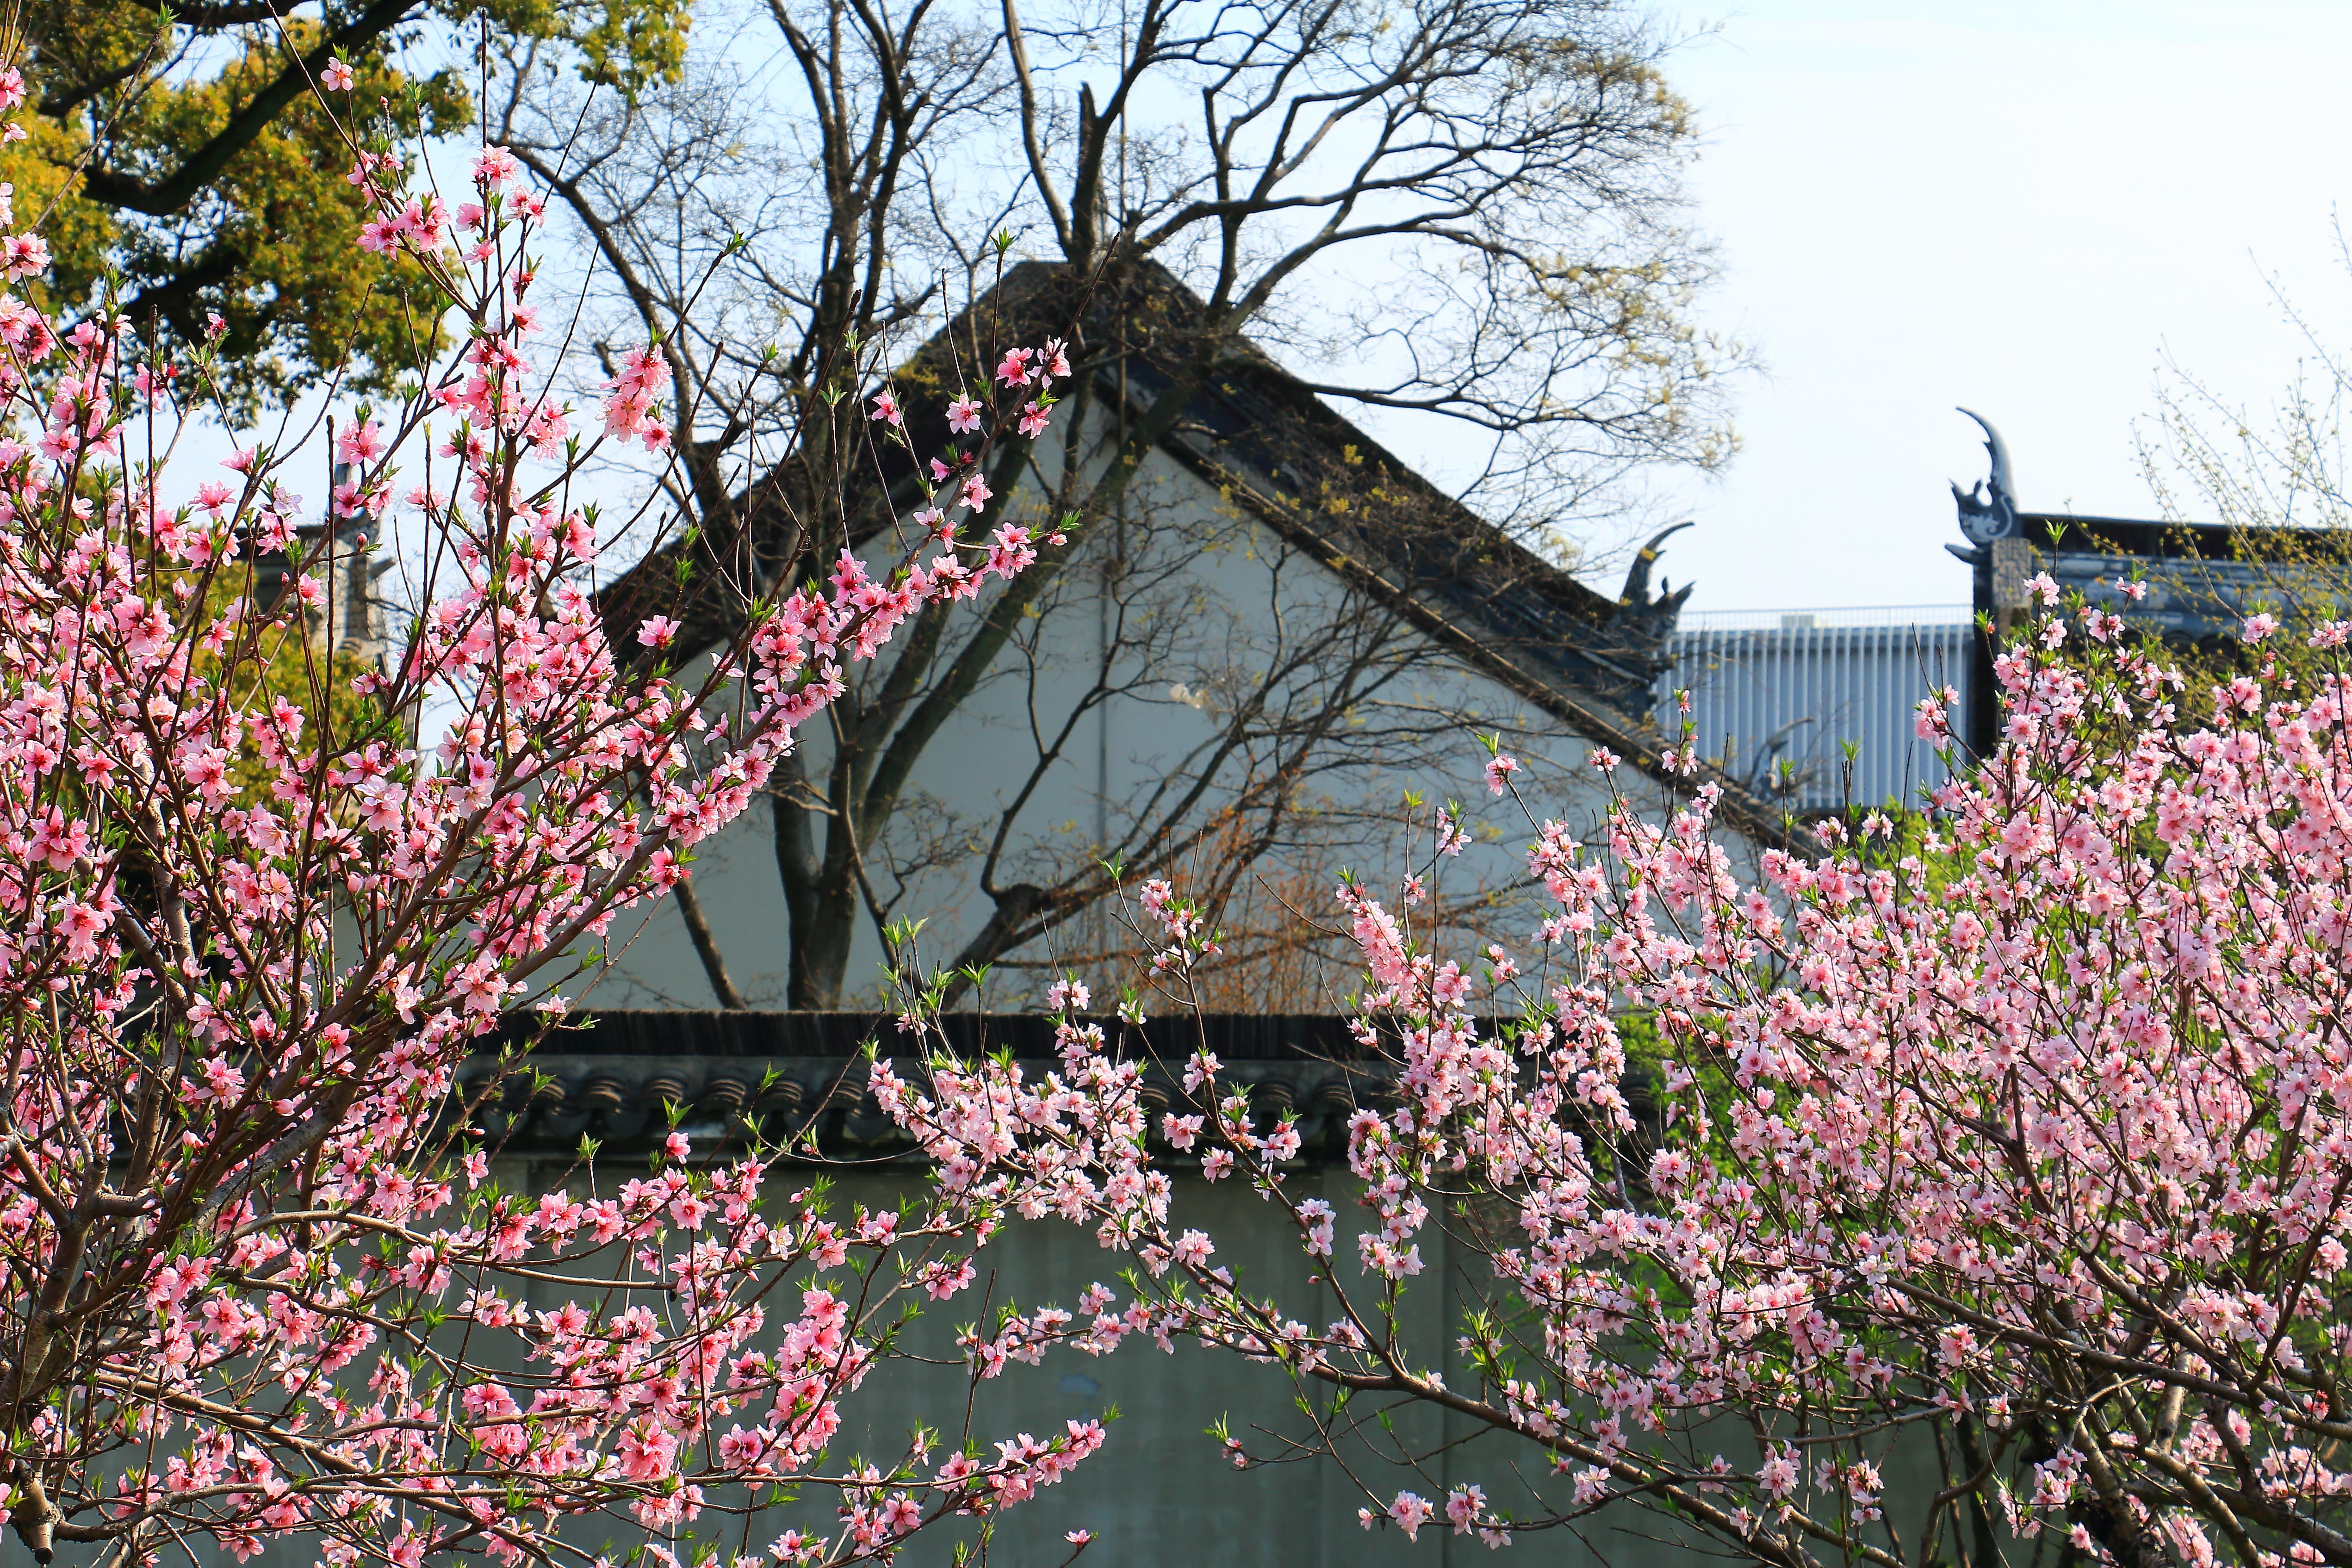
[
  {"xmin": 1618, "ymin": 520, "xmax": 1695, "ymax": 612},
  {"xmin": 1951, "ymin": 408, "xmax": 2021, "ymax": 543},
  {"xmin": 1747, "ymin": 716, "xmax": 1817, "ymax": 795}
]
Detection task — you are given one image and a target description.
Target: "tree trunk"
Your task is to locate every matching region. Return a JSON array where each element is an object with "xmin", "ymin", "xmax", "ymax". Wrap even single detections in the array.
[
  {"xmin": 785, "ymin": 871, "xmax": 861, "ymax": 1009},
  {"xmin": 772, "ymin": 772, "xmax": 859, "ymax": 1009},
  {"xmin": 672, "ymin": 876, "xmax": 748, "ymax": 1009}
]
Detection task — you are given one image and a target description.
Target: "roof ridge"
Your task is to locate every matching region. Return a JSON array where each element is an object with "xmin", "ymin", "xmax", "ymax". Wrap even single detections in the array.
[{"xmin": 597, "ymin": 260, "xmax": 1806, "ymax": 849}]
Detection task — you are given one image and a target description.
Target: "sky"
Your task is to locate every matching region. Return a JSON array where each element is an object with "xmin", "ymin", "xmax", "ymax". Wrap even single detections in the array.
[
  {"xmin": 1618, "ymin": 0, "xmax": 2352, "ymax": 615},
  {"xmin": 167, "ymin": 0, "xmax": 2352, "ymax": 626}
]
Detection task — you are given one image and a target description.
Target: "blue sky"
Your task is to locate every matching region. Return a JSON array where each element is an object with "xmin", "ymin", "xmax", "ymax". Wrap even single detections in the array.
[
  {"xmin": 1619, "ymin": 1, "xmax": 2352, "ymax": 613},
  {"xmin": 185, "ymin": 1, "xmax": 2352, "ymax": 624}
]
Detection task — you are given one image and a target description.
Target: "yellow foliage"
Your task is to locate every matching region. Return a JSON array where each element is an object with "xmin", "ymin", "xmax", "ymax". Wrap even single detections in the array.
[
  {"xmin": 0, "ymin": 107, "xmax": 112, "ymax": 315},
  {"xmin": 18, "ymin": 0, "xmax": 689, "ymax": 405}
]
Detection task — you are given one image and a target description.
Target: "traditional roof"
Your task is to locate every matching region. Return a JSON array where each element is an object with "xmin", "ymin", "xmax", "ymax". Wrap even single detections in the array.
[
  {"xmin": 465, "ymin": 1010, "xmax": 1396, "ymax": 1162},
  {"xmin": 602, "ymin": 260, "xmax": 1801, "ymax": 849},
  {"xmin": 1950, "ymin": 412, "xmax": 2352, "ymax": 753},
  {"xmin": 1992, "ymin": 512, "xmax": 2352, "ymax": 638}
]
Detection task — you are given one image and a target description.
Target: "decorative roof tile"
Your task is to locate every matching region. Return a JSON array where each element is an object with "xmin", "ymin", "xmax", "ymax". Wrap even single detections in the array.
[{"xmin": 463, "ymin": 1011, "xmax": 1398, "ymax": 1161}]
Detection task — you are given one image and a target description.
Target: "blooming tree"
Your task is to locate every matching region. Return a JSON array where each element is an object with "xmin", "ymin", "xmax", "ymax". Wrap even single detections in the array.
[
  {"xmin": 886, "ymin": 580, "xmax": 2352, "ymax": 1568},
  {"xmin": 0, "ymin": 59, "xmax": 1109, "ymax": 1568}
]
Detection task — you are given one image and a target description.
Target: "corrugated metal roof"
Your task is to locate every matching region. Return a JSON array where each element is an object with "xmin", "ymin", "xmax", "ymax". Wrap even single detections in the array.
[{"xmin": 1661, "ymin": 619, "xmax": 1975, "ymax": 811}]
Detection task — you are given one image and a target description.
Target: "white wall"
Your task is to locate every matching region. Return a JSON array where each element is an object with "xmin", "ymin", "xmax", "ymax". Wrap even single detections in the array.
[{"xmin": 587, "ymin": 429, "xmax": 1706, "ymax": 1012}]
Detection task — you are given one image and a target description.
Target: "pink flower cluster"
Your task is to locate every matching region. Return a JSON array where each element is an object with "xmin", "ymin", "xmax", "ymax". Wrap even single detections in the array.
[
  {"xmin": 890, "ymin": 593, "xmax": 2352, "ymax": 1562},
  {"xmin": 601, "ymin": 342, "xmax": 671, "ymax": 452},
  {"xmin": 0, "ymin": 61, "xmax": 1100, "ymax": 1568},
  {"xmin": 868, "ymin": 335, "xmax": 1075, "ymax": 539}
]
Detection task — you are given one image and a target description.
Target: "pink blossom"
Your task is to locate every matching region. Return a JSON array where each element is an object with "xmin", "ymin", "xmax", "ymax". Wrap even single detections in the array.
[
  {"xmin": 880, "ymin": 589, "xmax": 2352, "ymax": 1564},
  {"xmin": 600, "ymin": 343, "xmax": 669, "ymax": 449},
  {"xmin": 3, "ymin": 233, "xmax": 49, "ymax": 280},
  {"xmin": 336, "ymin": 419, "xmax": 386, "ymax": 465},
  {"xmin": 472, "ymin": 144, "xmax": 521, "ymax": 188},
  {"xmin": 0, "ymin": 71, "xmax": 1071, "ymax": 1568}
]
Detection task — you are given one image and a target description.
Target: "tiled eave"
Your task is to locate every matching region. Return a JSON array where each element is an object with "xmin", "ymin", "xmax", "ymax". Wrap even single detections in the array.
[{"xmin": 463, "ymin": 1011, "xmax": 1399, "ymax": 1162}]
